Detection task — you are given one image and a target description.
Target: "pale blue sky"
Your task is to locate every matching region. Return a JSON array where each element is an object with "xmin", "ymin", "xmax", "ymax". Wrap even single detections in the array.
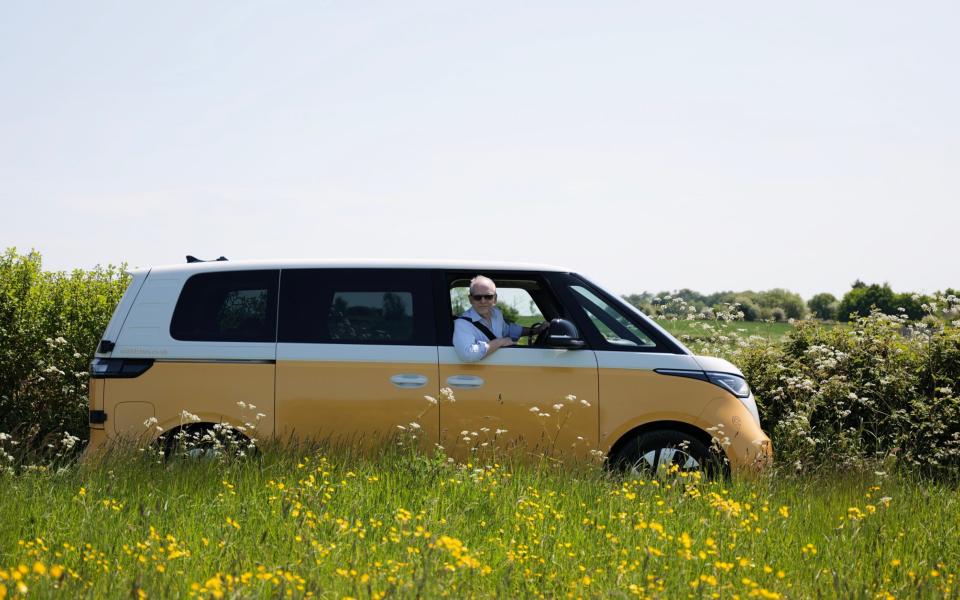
[{"xmin": 3, "ymin": 1, "xmax": 957, "ymax": 299}]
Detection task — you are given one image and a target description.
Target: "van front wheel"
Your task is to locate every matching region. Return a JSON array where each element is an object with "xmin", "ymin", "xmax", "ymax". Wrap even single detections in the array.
[{"xmin": 611, "ymin": 430, "xmax": 723, "ymax": 478}]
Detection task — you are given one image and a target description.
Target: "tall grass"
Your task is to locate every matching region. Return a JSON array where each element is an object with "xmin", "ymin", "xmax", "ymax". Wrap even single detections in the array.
[{"xmin": 1, "ymin": 443, "xmax": 957, "ymax": 599}]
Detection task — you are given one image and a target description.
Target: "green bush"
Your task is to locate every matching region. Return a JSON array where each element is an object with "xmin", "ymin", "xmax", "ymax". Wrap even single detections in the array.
[
  {"xmin": 0, "ymin": 249, "xmax": 129, "ymax": 448},
  {"xmin": 734, "ymin": 312, "xmax": 960, "ymax": 477}
]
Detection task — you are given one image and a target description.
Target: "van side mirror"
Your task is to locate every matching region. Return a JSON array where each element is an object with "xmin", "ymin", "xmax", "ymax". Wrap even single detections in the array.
[{"xmin": 545, "ymin": 318, "xmax": 586, "ymax": 349}]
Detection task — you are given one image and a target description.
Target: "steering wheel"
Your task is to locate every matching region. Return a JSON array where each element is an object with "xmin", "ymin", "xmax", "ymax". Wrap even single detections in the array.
[{"xmin": 528, "ymin": 322, "xmax": 550, "ymax": 347}]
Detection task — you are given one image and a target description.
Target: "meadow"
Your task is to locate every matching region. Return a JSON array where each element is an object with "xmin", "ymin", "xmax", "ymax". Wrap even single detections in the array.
[
  {"xmin": 1, "ymin": 444, "xmax": 958, "ymax": 599},
  {"xmin": 656, "ymin": 319, "xmax": 796, "ymax": 342}
]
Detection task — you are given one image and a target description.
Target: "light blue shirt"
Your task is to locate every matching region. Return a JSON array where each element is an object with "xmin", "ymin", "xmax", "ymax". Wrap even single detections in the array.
[{"xmin": 453, "ymin": 306, "xmax": 524, "ymax": 362}]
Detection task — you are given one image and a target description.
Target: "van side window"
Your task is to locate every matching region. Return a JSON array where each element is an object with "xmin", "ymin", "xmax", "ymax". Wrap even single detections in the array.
[
  {"xmin": 328, "ymin": 291, "xmax": 414, "ymax": 342},
  {"xmin": 568, "ymin": 285, "xmax": 657, "ymax": 348},
  {"xmin": 170, "ymin": 270, "xmax": 279, "ymax": 342},
  {"xmin": 279, "ymin": 269, "xmax": 434, "ymax": 345}
]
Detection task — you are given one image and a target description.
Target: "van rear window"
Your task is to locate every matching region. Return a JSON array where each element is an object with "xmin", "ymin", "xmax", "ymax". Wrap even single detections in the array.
[{"xmin": 170, "ymin": 271, "xmax": 279, "ymax": 342}]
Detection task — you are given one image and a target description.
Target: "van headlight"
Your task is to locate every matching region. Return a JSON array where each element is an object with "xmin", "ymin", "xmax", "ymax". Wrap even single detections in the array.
[{"xmin": 706, "ymin": 372, "xmax": 750, "ymax": 398}]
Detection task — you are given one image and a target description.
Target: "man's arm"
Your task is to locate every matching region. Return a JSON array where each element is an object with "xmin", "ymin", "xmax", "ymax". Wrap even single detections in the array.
[{"xmin": 453, "ymin": 320, "xmax": 514, "ymax": 362}]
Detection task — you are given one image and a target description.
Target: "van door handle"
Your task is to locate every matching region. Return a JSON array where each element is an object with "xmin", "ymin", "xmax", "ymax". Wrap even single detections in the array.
[
  {"xmin": 446, "ymin": 375, "xmax": 484, "ymax": 389},
  {"xmin": 389, "ymin": 374, "xmax": 429, "ymax": 389}
]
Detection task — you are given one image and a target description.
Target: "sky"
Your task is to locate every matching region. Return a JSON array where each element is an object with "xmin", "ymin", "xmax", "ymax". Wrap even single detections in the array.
[{"xmin": 2, "ymin": 1, "xmax": 957, "ymax": 300}]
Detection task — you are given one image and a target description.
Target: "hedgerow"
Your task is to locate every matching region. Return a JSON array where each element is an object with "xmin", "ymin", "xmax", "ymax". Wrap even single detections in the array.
[{"xmin": 0, "ymin": 249, "xmax": 129, "ymax": 450}]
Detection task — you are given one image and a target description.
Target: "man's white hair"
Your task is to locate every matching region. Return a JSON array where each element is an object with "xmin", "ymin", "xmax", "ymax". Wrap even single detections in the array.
[{"xmin": 469, "ymin": 275, "xmax": 496, "ymax": 295}]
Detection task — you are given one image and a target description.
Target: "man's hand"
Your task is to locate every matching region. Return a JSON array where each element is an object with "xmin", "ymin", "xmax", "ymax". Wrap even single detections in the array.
[
  {"xmin": 482, "ymin": 336, "xmax": 515, "ymax": 358},
  {"xmin": 526, "ymin": 322, "xmax": 549, "ymax": 336}
]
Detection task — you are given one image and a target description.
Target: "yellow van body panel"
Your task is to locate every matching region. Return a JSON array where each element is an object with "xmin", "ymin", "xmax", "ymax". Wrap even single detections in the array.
[
  {"xmin": 276, "ymin": 360, "xmax": 440, "ymax": 450},
  {"xmin": 438, "ymin": 362, "xmax": 598, "ymax": 460},
  {"xmin": 94, "ymin": 362, "xmax": 275, "ymax": 447},
  {"xmin": 599, "ymin": 368, "xmax": 771, "ymax": 473}
]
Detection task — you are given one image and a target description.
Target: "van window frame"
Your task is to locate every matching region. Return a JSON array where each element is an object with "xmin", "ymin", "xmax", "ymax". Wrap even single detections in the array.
[
  {"xmin": 435, "ymin": 269, "xmax": 581, "ymax": 349},
  {"xmin": 277, "ymin": 268, "xmax": 437, "ymax": 346}
]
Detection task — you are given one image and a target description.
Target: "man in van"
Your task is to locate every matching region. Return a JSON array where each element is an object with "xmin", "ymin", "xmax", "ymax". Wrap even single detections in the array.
[{"xmin": 453, "ymin": 275, "xmax": 546, "ymax": 362}]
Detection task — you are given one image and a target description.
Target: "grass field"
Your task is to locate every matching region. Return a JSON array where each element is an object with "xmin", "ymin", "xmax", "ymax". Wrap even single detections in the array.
[
  {"xmin": 655, "ymin": 319, "xmax": 797, "ymax": 342},
  {"xmin": 1, "ymin": 444, "xmax": 957, "ymax": 599}
]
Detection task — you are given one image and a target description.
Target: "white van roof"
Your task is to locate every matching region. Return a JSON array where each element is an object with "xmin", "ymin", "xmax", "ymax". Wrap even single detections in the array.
[{"xmin": 143, "ymin": 259, "xmax": 572, "ymax": 276}]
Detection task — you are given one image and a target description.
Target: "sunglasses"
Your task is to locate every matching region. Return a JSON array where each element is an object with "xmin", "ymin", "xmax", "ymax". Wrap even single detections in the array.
[{"xmin": 470, "ymin": 293, "xmax": 496, "ymax": 301}]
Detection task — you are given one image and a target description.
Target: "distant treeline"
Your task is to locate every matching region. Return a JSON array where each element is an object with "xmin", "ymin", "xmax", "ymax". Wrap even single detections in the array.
[{"xmin": 623, "ymin": 281, "xmax": 959, "ymax": 322}]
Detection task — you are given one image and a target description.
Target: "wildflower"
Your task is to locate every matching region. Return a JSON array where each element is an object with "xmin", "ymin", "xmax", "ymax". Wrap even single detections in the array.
[
  {"xmin": 552, "ymin": 403, "xmax": 564, "ymax": 411},
  {"xmin": 529, "ymin": 407, "xmax": 540, "ymax": 413},
  {"xmin": 60, "ymin": 432, "xmax": 80, "ymax": 450},
  {"xmin": 847, "ymin": 507, "xmax": 865, "ymax": 521},
  {"xmin": 180, "ymin": 410, "xmax": 201, "ymax": 423},
  {"xmin": 424, "ymin": 395, "xmax": 438, "ymax": 405}
]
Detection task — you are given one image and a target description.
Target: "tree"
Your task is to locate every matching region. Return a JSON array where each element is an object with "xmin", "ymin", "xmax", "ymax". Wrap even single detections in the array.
[
  {"xmin": 838, "ymin": 282, "xmax": 895, "ymax": 321},
  {"xmin": 756, "ymin": 289, "xmax": 808, "ymax": 320},
  {"xmin": 808, "ymin": 293, "xmax": 838, "ymax": 321},
  {"xmin": 497, "ymin": 302, "xmax": 521, "ymax": 323}
]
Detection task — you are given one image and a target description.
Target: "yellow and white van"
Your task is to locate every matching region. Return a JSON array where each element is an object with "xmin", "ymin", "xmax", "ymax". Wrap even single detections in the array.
[{"xmin": 85, "ymin": 259, "xmax": 771, "ymax": 474}]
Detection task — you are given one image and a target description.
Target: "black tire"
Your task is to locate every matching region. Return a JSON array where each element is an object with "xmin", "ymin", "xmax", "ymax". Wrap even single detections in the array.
[
  {"xmin": 610, "ymin": 430, "xmax": 725, "ymax": 478},
  {"xmin": 161, "ymin": 424, "xmax": 252, "ymax": 460}
]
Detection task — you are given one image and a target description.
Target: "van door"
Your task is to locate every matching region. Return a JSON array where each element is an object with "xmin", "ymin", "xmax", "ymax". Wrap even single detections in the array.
[
  {"xmin": 275, "ymin": 269, "xmax": 439, "ymax": 449},
  {"xmin": 437, "ymin": 272, "xmax": 599, "ymax": 460}
]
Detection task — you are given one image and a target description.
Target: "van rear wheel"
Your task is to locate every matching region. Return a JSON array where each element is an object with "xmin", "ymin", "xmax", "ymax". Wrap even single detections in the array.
[
  {"xmin": 162, "ymin": 424, "xmax": 252, "ymax": 460},
  {"xmin": 611, "ymin": 430, "xmax": 723, "ymax": 478}
]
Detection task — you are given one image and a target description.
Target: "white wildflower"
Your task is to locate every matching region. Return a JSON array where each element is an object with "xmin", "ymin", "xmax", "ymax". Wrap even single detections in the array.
[{"xmin": 180, "ymin": 410, "xmax": 201, "ymax": 423}]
